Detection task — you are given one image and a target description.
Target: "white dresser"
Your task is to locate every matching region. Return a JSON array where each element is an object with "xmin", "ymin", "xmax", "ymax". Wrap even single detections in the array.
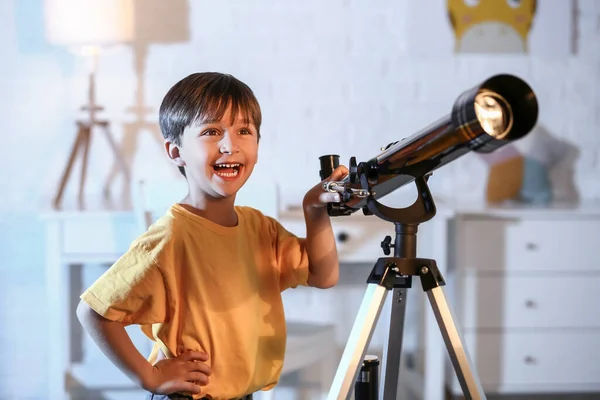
[{"xmin": 443, "ymin": 201, "xmax": 600, "ymax": 396}]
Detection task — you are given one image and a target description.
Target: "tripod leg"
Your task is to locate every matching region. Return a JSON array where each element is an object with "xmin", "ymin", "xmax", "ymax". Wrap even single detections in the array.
[
  {"xmin": 327, "ymin": 283, "xmax": 388, "ymax": 400},
  {"xmin": 78, "ymin": 126, "xmax": 91, "ymax": 203},
  {"xmin": 379, "ymin": 288, "xmax": 408, "ymax": 400},
  {"xmin": 100, "ymin": 123, "xmax": 130, "ymax": 196},
  {"xmin": 426, "ymin": 286, "xmax": 486, "ymax": 400},
  {"xmin": 53, "ymin": 125, "xmax": 85, "ymax": 208}
]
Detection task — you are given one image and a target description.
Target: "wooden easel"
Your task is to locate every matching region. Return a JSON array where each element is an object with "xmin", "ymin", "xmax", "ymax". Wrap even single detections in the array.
[{"xmin": 53, "ymin": 71, "xmax": 130, "ymax": 209}]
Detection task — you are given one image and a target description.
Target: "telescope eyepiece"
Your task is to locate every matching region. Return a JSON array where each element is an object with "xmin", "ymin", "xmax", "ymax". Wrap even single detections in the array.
[{"xmin": 319, "ymin": 154, "xmax": 340, "ymax": 181}]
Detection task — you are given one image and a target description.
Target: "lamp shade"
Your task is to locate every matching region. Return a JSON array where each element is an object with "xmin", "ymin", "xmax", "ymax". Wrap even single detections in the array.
[
  {"xmin": 133, "ymin": 0, "xmax": 190, "ymax": 44},
  {"xmin": 44, "ymin": 0, "xmax": 134, "ymax": 46}
]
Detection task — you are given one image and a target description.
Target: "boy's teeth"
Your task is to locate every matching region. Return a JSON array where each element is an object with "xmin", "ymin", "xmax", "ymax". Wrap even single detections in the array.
[
  {"xmin": 215, "ymin": 170, "xmax": 239, "ymax": 177},
  {"xmin": 214, "ymin": 163, "xmax": 241, "ymax": 178}
]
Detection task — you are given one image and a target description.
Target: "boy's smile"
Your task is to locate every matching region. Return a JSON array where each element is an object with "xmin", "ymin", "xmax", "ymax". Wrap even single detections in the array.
[{"xmin": 213, "ymin": 162, "xmax": 243, "ymax": 180}]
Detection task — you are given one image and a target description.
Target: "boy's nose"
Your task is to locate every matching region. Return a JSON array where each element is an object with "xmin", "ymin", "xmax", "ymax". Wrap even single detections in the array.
[
  {"xmin": 220, "ymin": 144, "xmax": 233, "ymax": 154},
  {"xmin": 218, "ymin": 135, "xmax": 238, "ymax": 154}
]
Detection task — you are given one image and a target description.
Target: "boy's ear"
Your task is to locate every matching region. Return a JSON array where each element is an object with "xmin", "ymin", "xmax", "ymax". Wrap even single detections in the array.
[{"xmin": 164, "ymin": 139, "xmax": 186, "ymax": 167}]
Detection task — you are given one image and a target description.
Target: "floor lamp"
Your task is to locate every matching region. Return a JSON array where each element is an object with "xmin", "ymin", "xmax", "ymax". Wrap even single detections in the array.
[
  {"xmin": 103, "ymin": 0, "xmax": 190, "ymax": 197},
  {"xmin": 44, "ymin": 0, "xmax": 134, "ymax": 209}
]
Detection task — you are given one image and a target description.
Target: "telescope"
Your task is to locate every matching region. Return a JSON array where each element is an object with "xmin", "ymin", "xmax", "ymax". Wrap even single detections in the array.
[
  {"xmin": 320, "ymin": 74, "xmax": 538, "ymax": 400},
  {"xmin": 319, "ymin": 73, "xmax": 538, "ymax": 221}
]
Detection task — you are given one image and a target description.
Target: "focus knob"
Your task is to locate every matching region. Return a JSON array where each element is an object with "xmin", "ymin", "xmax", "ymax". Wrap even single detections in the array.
[{"xmin": 349, "ymin": 157, "xmax": 359, "ymax": 184}]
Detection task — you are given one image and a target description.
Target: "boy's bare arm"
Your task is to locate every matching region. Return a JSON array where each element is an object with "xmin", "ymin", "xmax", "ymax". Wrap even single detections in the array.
[
  {"xmin": 76, "ymin": 300, "xmax": 155, "ymax": 387},
  {"xmin": 303, "ymin": 206, "xmax": 340, "ymax": 288},
  {"xmin": 76, "ymin": 300, "xmax": 210, "ymax": 395},
  {"xmin": 302, "ymin": 165, "xmax": 349, "ymax": 289}
]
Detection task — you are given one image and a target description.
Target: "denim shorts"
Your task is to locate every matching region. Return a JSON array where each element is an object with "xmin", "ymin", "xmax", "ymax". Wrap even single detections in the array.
[{"xmin": 146, "ymin": 393, "xmax": 253, "ymax": 400}]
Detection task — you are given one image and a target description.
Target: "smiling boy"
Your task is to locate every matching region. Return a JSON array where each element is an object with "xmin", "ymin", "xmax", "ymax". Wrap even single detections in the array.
[{"xmin": 76, "ymin": 72, "xmax": 348, "ymax": 400}]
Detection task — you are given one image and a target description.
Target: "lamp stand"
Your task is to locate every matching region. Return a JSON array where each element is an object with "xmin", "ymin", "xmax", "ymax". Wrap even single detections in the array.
[{"xmin": 53, "ymin": 66, "xmax": 130, "ymax": 209}]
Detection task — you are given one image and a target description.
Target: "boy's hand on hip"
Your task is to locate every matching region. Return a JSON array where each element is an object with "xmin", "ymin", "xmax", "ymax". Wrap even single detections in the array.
[
  {"xmin": 303, "ymin": 165, "xmax": 349, "ymax": 210},
  {"xmin": 143, "ymin": 350, "xmax": 211, "ymax": 395}
]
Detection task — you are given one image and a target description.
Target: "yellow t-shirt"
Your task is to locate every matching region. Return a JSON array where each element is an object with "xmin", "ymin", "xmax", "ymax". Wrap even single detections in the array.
[{"xmin": 80, "ymin": 203, "xmax": 310, "ymax": 399}]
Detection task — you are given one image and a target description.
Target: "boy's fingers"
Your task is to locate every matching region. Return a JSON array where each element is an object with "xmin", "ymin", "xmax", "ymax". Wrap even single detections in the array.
[
  {"xmin": 319, "ymin": 192, "xmax": 341, "ymax": 204},
  {"xmin": 181, "ymin": 351, "xmax": 209, "ymax": 362},
  {"xmin": 185, "ymin": 360, "xmax": 212, "ymax": 375},
  {"xmin": 187, "ymin": 372, "xmax": 210, "ymax": 385},
  {"xmin": 174, "ymin": 382, "xmax": 202, "ymax": 395},
  {"xmin": 329, "ymin": 165, "xmax": 349, "ymax": 180}
]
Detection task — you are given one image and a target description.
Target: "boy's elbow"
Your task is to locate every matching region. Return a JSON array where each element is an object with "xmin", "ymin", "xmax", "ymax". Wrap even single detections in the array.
[
  {"xmin": 76, "ymin": 300, "xmax": 91, "ymax": 324},
  {"xmin": 328, "ymin": 273, "xmax": 339, "ymax": 288},
  {"xmin": 319, "ymin": 279, "xmax": 338, "ymax": 289},
  {"xmin": 308, "ymin": 271, "xmax": 339, "ymax": 289},
  {"xmin": 76, "ymin": 300, "xmax": 104, "ymax": 327}
]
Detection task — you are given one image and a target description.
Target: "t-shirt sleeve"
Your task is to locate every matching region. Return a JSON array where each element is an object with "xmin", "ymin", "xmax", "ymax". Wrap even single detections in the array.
[
  {"xmin": 80, "ymin": 244, "xmax": 169, "ymax": 326},
  {"xmin": 269, "ymin": 217, "xmax": 310, "ymax": 291}
]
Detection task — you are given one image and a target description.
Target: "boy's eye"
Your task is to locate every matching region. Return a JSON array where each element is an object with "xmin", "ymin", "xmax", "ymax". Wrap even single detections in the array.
[
  {"xmin": 201, "ymin": 129, "xmax": 220, "ymax": 136},
  {"xmin": 239, "ymin": 128, "xmax": 252, "ymax": 135}
]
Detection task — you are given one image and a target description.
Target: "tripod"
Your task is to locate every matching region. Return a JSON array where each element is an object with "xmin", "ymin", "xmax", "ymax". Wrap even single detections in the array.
[
  {"xmin": 326, "ymin": 174, "xmax": 486, "ymax": 400},
  {"xmin": 53, "ymin": 68, "xmax": 130, "ymax": 209}
]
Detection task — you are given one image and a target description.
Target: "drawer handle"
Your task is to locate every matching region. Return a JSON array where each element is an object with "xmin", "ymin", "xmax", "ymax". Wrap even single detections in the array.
[
  {"xmin": 524, "ymin": 355, "xmax": 537, "ymax": 365},
  {"xmin": 337, "ymin": 232, "xmax": 350, "ymax": 243},
  {"xmin": 525, "ymin": 299, "xmax": 536, "ymax": 308},
  {"xmin": 526, "ymin": 242, "xmax": 538, "ymax": 251}
]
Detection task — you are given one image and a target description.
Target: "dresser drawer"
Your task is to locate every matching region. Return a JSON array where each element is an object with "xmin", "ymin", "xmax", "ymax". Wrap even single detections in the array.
[
  {"xmin": 457, "ymin": 273, "xmax": 600, "ymax": 329},
  {"xmin": 505, "ymin": 219, "xmax": 600, "ymax": 271},
  {"xmin": 448, "ymin": 330, "xmax": 600, "ymax": 393},
  {"xmin": 459, "ymin": 218, "xmax": 600, "ymax": 272},
  {"xmin": 279, "ymin": 214, "xmax": 394, "ymax": 263}
]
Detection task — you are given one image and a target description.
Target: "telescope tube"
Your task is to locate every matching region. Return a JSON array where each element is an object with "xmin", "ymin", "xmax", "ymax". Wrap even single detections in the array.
[{"xmin": 337, "ymin": 74, "xmax": 538, "ymax": 211}]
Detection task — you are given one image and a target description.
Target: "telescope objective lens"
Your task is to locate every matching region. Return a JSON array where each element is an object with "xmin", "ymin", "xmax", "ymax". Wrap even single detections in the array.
[{"xmin": 474, "ymin": 90, "xmax": 513, "ymax": 140}]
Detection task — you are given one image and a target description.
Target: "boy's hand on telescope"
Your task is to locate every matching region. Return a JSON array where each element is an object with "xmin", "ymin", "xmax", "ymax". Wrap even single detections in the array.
[
  {"xmin": 303, "ymin": 165, "xmax": 349, "ymax": 210},
  {"xmin": 143, "ymin": 350, "xmax": 211, "ymax": 395}
]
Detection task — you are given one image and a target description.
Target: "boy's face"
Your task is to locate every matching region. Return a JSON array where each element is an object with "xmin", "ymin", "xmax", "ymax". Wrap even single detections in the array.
[{"xmin": 168, "ymin": 106, "xmax": 259, "ymax": 199}]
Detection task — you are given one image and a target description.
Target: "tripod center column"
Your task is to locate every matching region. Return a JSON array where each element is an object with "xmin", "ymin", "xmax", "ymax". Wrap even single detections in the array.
[{"xmin": 394, "ymin": 223, "xmax": 418, "ymax": 259}]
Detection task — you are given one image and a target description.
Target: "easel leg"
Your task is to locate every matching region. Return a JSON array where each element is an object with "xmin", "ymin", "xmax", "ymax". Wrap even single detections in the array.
[
  {"xmin": 53, "ymin": 125, "xmax": 86, "ymax": 208},
  {"xmin": 100, "ymin": 123, "xmax": 130, "ymax": 196},
  {"xmin": 78, "ymin": 125, "xmax": 91, "ymax": 204}
]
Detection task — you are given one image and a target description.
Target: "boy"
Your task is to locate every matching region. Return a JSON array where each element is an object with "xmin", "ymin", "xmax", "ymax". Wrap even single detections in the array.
[{"xmin": 76, "ymin": 72, "xmax": 348, "ymax": 400}]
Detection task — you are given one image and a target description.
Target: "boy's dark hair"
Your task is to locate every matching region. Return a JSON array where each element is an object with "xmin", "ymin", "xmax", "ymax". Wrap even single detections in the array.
[{"xmin": 159, "ymin": 72, "xmax": 262, "ymax": 177}]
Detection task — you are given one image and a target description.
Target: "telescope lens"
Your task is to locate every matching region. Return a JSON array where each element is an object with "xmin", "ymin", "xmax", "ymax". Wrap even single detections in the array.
[{"xmin": 474, "ymin": 90, "xmax": 513, "ymax": 139}]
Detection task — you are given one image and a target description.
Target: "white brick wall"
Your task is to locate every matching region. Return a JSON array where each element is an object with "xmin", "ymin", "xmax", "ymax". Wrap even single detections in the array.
[{"xmin": 1, "ymin": 0, "xmax": 599, "ymax": 212}]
